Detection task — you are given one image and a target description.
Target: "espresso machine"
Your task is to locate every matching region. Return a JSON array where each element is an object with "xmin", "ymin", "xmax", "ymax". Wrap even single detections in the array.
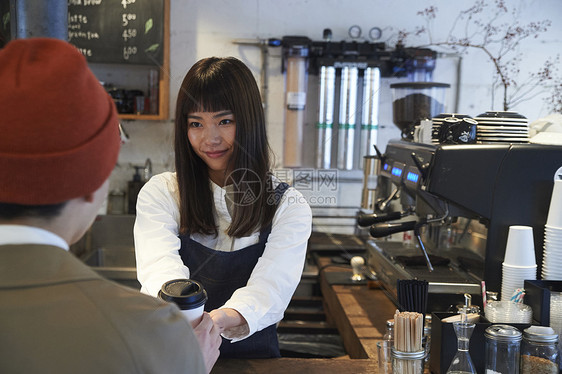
[{"xmin": 359, "ymin": 139, "xmax": 562, "ymax": 311}]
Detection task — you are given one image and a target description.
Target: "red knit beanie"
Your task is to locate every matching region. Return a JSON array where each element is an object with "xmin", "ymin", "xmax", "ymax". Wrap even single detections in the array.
[{"xmin": 0, "ymin": 38, "xmax": 120, "ymax": 205}]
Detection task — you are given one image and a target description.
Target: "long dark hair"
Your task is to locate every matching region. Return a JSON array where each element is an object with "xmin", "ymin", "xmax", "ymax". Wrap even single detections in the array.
[{"xmin": 174, "ymin": 57, "xmax": 277, "ymax": 238}]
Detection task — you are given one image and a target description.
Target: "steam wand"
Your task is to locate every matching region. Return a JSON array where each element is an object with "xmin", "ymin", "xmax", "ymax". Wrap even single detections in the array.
[
  {"xmin": 369, "ymin": 220, "xmax": 434, "ymax": 272},
  {"xmin": 414, "ymin": 223, "xmax": 434, "ymax": 272},
  {"xmin": 415, "ymin": 203, "xmax": 451, "ymax": 272},
  {"xmin": 369, "ymin": 206, "xmax": 450, "ymax": 273}
]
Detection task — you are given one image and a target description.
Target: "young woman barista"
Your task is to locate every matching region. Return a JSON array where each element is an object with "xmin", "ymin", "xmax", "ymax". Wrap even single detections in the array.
[{"xmin": 134, "ymin": 57, "xmax": 312, "ymax": 358}]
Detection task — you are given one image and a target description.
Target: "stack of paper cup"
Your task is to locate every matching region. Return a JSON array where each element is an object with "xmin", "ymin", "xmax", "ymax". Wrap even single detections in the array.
[
  {"xmin": 501, "ymin": 225, "xmax": 537, "ymax": 301},
  {"xmin": 542, "ymin": 179, "xmax": 562, "ymax": 280}
]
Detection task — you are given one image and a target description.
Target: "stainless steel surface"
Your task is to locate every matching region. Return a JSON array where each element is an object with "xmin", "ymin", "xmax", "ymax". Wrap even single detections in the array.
[
  {"xmin": 337, "ymin": 66, "xmax": 358, "ymax": 170},
  {"xmin": 359, "ymin": 67, "xmax": 381, "ymax": 170},
  {"xmin": 361, "ymin": 155, "xmax": 380, "ymax": 210},
  {"xmin": 73, "ymin": 214, "xmax": 139, "ymax": 289},
  {"xmin": 82, "ymin": 246, "xmax": 137, "ymax": 281},
  {"xmin": 366, "ymin": 240, "xmax": 481, "ymax": 310},
  {"xmin": 316, "ymin": 65, "xmax": 335, "ymax": 169}
]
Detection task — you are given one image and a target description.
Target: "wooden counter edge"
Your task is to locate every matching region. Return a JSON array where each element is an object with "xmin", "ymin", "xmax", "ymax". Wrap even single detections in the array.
[
  {"xmin": 319, "ymin": 271, "xmax": 371, "ymax": 359},
  {"xmin": 211, "ymin": 357, "xmax": 378, "ymax": 374}
]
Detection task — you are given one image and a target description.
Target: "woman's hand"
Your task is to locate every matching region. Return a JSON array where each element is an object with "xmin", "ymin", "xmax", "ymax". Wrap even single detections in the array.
[
  {"xmin": 209, "ymin": 308, "xmax": 247, "ymax": 333},
  {"xmin": 192, "ymin": 312, "xmax": 222, "ymax": 373}
]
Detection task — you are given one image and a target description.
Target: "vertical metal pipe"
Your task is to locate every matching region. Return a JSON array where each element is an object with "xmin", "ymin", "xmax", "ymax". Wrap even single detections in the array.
[
  {"xmin": 359, "ymin": 67, "xmax": 381, "ymax": 169},
  {"xmin": 14, "ymin": 0, "xmax": 67, "ymax": 40},
  {"xmin": 316, "ymin": 65, "xmax": 335, "ymax": 169},
  {"xmin": 337, "ymin": 66, "xmax": 358, "ymax": 170}
]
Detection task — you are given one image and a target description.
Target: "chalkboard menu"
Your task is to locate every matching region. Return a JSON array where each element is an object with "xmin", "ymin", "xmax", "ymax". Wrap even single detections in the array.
[{"xmin": 68, "ymin": 0, "xmax": 164, "ymax": 66}]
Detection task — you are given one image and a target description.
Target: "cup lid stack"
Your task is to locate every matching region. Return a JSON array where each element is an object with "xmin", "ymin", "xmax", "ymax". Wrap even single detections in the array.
[
  {"xmin": 473, "ymin": 111, "xmax": 529, "ymax": 144},
  {"xmin": 485, "ymin": 301, "xmax": 533, "ymax": 324}
]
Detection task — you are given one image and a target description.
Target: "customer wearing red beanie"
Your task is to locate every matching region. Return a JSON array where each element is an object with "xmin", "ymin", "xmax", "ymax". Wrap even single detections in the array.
[{"xmin": 0, "ymin": 38, "xmax": 220, "ymax": 374}]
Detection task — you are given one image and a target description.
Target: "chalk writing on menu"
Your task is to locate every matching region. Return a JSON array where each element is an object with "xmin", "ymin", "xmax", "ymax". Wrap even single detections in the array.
[{"xmin": 68, "ymin": 0, "xmax": 164, "ymax": 66}]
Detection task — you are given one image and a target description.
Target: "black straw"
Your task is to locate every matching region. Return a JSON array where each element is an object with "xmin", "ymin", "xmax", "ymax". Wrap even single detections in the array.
[{"xmin": 397, "ymin": 279, "xmax": 429, "ymax": 317}]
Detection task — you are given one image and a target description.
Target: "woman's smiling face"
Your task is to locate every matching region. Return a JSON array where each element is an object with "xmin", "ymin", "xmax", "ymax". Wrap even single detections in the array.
[{"xmin": 187, "ymin": 110, "xmax": 236, "ymax": 186}]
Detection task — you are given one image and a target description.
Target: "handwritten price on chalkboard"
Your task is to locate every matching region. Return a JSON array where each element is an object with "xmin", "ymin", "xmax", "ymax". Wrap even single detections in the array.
[
  {"xmin": 121, "ymin": 0, "xmax": 136, "ymax": 9},
  {"xmin": 122, "ymin": 28, "xmax": 137, "ymax": 41},
  {"xmin": 123, "ymin": 46, "xmax": 138, "ymax": 60},
  {"xmin": 122, "ymin": 13, "xmax": 136, "ymax": 26},
  {"xmin": 68, "ymin": 0, "xmax": 164, "ymax": 65}
]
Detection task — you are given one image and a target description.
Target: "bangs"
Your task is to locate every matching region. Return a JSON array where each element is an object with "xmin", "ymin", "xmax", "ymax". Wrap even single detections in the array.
[{"xmin": 182, "ymin": 73, "xmax": 234, "ymax": 116}]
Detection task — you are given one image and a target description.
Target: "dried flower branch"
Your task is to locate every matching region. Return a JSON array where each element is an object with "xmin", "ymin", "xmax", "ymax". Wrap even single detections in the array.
[{"xmin": 396, "ymin": 0, "xmax": 562, "ymax": 113}]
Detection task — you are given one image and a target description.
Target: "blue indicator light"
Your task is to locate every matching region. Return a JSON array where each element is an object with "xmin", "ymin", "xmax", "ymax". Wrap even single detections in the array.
[
  {"xmin": 392, "ymin": 167, "xmax": 402, "ymax": 177},
  {"xmin": 383, "ymin": 163, "xmax": 390, "ymax": 171},
  {"xmin": 407, "ymin": 172, "xmax": 419, "ymax": 183}
]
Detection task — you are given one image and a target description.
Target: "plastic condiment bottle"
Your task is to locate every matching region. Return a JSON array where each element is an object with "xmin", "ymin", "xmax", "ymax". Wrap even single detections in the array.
[
  {"xmin": 484, "ymin": 324, "xmax": 522, "ymax": 374},
  {"xmin": 520, "ymin": 326, "xmax": 559, "ymax": 374}
]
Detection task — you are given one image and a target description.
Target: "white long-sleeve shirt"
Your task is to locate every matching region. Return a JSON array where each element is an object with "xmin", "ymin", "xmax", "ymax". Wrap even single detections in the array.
[{"xmin": 134, "ymin": 172, "xmax": 312, "ymax": 341}]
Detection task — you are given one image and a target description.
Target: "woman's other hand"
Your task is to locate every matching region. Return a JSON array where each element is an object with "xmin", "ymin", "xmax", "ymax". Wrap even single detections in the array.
[{"xmin": 209, "ymin": 308, "xmax": 247, "ymax": 333}]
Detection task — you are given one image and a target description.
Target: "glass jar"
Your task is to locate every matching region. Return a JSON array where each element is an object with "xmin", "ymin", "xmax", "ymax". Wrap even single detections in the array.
[
  {"xmin": 391, "ymin": 348, "xmax": 425, "ymax": 374},
  {"xmin": 520, "ymin": 326, "xmax": 559, "ymax": 374},
  {"xmin": 484, "ymin": 324, "xmax": 522, "ymax": 374}
]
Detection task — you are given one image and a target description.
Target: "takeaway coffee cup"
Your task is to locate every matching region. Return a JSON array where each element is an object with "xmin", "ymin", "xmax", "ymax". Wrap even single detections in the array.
[{"xmin": 158, "ymin": 279, "xmax": 207, "ymax": 327}]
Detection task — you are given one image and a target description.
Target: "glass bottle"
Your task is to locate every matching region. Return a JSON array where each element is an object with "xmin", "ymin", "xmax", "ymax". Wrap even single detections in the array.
[
  {"xmin": 446, "ymin": 321, "xmax": 477, "ymax": 374},
  {"xmin": 520, "ymin": 326, "xmax": 559, "ymax": 374},
  {"xmin": 383, "ymin": 319, "xmax": 394, "ymax": 343},
  {"xmin": 378, "ymin": 319, "xmax": 394, "ymax": 374}
]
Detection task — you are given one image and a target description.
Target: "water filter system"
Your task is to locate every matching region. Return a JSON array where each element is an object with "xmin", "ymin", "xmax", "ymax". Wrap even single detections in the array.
[
  {"xmin": 282, "ymin": 37, "xmax": 309, "ymax": 168},
  {"xmin": 279, "ymin": 34, "xmax": 437, "ymax": 170}
]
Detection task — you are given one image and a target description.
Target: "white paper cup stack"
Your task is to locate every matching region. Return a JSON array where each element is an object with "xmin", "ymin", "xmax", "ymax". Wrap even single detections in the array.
[
  {"xmin": 542, "ymin": 179, "xmax": 562, "ymax": 280},
  {"xmin": 501, "ymin": 225, "xmax": 537, "ymax": 301}
]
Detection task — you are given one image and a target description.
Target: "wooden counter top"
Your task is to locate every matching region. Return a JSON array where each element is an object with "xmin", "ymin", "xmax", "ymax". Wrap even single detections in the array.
[
  {"xmin": 319, "ymin": 271, "xmax": 397, "ymax": 359},
  {"xmin": 212, "ymin": 358, "xmax": 378, "ymax": 373},
  {"xmin": 211, "ymin": 255, "xmax": 400, "ymax": 373}
]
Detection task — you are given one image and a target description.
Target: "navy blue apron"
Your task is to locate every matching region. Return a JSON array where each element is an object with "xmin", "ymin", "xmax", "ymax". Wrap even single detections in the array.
[{"xmin": 178, "ymin": 183, "xmax": 288, "ymax": 359}]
